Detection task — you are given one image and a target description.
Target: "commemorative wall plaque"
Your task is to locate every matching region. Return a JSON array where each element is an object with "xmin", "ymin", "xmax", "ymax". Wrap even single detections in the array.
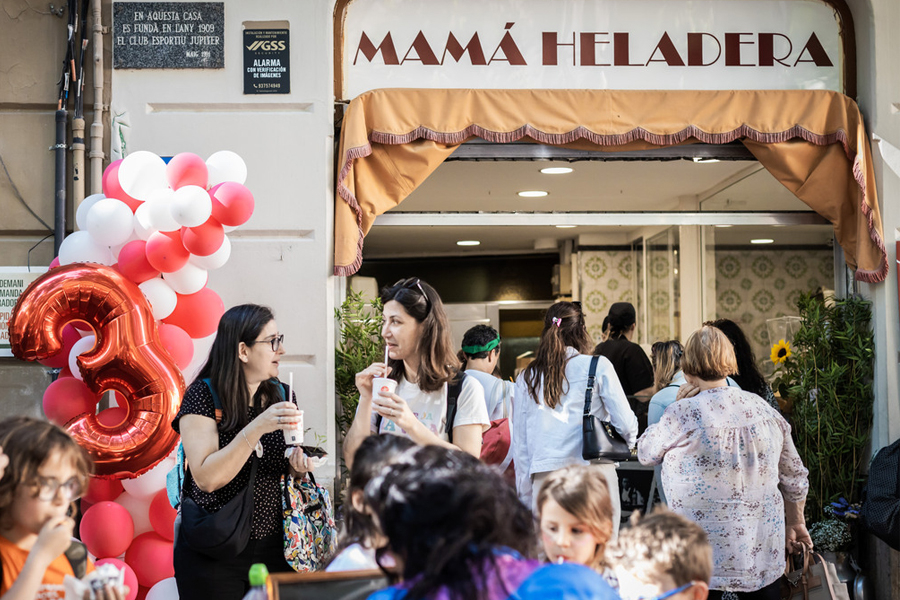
[
  {"xmin": 113, "ymin": 2, "xmax": 225, "ymax": 69},
  {"xmin": 243, "ymin": 28, "xmax": 290, "ymax": 94}
]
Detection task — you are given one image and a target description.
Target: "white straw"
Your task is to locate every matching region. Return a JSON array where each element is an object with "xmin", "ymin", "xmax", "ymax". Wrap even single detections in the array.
[
  {"xmin": 288, "ymin": 372, "xmax": 294, "ymax": 405},
  {"xmin": 384, "ymin": 345, "xmax": 390, "ymax": 376}
]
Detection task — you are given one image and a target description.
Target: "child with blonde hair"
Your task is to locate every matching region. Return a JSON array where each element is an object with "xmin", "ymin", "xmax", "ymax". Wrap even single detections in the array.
[
  {"xmin": 608, "ymin": 508, "xmax": 712, "ymax": 600},
  {"xmin": 536, "ymin": 465, "xmax": 617, "ymax": 586},
  {"xmin": 0, "ymin": 417, "xmax": 127, "ymax": 600}
]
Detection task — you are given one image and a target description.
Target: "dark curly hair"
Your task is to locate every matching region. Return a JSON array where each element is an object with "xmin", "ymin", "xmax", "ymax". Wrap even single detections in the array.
[{"xmin": 365, "ymin": 446, "xmax": 535, "ymax": 600}]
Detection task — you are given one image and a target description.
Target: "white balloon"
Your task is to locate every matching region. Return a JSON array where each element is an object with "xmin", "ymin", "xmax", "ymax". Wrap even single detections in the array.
[
  {"xmin": 146, "ymin": 578, "xmax": 179, "ymax": 600},
  {"xmin": 189, "ymin": 235, "xmax": 231, "ymax": 270},
  {"xmin": 76, "ymin": 193, "xmax": 106, "ymax": 231},
  {"xmin": 138, "ymin": 278, "xmax": 177, "ymax": 320},
  {"xmin": 144, "ymin": 189, "xmax": 181, "ymax": 232},
  {"xmin": 114, "ymin": 491, "xmax": 154, "ymax": 536},
  {"xmin": 133, "ymin": 203, "xmax": 156, "ymax": 241},
  {"xmin": 118, "ymin": 151, "xmax": 168, "ymax": 201},
  {"xmin": 206, "ymin": 150, "xmax": 247, "ymax": 186},
  {"xmin": 86, "ymin": 198, "xmax": 135, "ymax": 247},
  {"xmin": 162, "ymin": 263, "xmax": 208, "ymax": 295},
  {"xmin": 58, "ymin": 231, "xmax": 114, "ymax": 266},
  {"xmin": 121, "ymin": 457, "xmax": 174, "ymax": 498},
  {"xmin": 170, "ymin": 185, "xmax": 212, "ymax": 228},
  {"xmin": 68, "ymin": 335, "xmax": 96, "ymax": 381}
]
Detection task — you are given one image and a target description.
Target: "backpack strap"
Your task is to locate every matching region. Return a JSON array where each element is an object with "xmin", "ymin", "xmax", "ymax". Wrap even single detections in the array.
[{"xmin": 445, "ymin": 371, "xmax": 466, "ymax": 444}]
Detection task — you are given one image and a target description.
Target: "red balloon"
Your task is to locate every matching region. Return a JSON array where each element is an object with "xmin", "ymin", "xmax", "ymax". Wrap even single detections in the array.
[
  {"xmin": 58, "ymin": 365, "xmax": 73, "ymax": 378},
  {"xmin": 103, "ymin": 160, "xmax": 142, "ymax": 212},
  {"xmin": 118, "ymin": 240, "xmax": 161, "ymax": 284},
  {"xmin": 8, "ymin": 264, "xmax": 185, "ymax": 478},
  {"xmin": 166, "ymin": 152, "xmax": 208, "ymax": 190},
  {"xmin": 156, "ymin": 323, "xmax": 193, "ymax": 370},
  {"xmin": 38, "ymin": 324, "xmax": 82, "ymax": 368},
  {"xmin": 49, "ymin": 256, "xmax": 61, "ymax": 269},
  {"xmin": 149, "ymin": 490, "xmax": 177, "ymax": 542},
  {"xmin": 96, "ymin": 559, "xmax": 139, "ymax": 600},
  {"xmin": 211, "ymin": 182, "xmax": 254, "ymax": 226},
  {"xmin": 180, "ymin": 217, "xmax": 224, "ymax": 256},
  {"xmin": 124, "ymin": 532, "xmax": 174, "ymax": 588},
  {"xmin": 145, "ymin": 231, "xmax": 190, "ymax": 274},
  {"xmin": 83, "ymin": 477, "xmax": 125, "ymax": 504},
  {"xmin": 162, "ymin": 288, "xmax": 224, "ymax": 339},
  {"xmin": 136, "ymin": 587, "xmax": 150, "ymax": 600},
  {"xmin": 98, "ymin": 406, "xmax": 129, "ymax": 427},
  {"xmin": 42, "ymin": 377, "xmax": 98, "ymax": 427},
  {"xmin": 79, "ymin": 501, "xmax": 135, "ymax": 558}
]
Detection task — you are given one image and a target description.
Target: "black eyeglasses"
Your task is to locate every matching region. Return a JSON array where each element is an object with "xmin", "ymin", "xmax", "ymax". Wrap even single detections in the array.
[
  {"xmin": 393, "ymin": 278, "xmax": 431, "ymax": 313},
  {"xmin": 248, "ymin": 334, "xmax": 284, "ymax": 352},
  {"xmin": 32, "ymin": 475, "xmax": 82, "ymax": 502}
]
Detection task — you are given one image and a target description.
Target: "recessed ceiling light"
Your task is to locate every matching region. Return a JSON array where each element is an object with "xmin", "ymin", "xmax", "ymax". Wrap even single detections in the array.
[
  {"xmin": 750, "ymin": 238, "xmax": 774, "ymax": 244},
  {"xmin": 556, "ymin": 225, "xmax": 576, "ymax": 229},
  {"xmin": 692, "ymin": 157, "xmax": 720, "ymax": 164},
  {"xmin": 540, "ymin": 167, "xmax": 573, "ymax": 175},
  {"xmin": 715, "ymin": 224, "xmax": 733, "ymax": 228},
  {"xmin": 518, "ymin": 190, "xmax": 548, "ymax": 198},
  {"xmin": 457, "ymin": 240, "xmax": 480, "ymax": 246}
]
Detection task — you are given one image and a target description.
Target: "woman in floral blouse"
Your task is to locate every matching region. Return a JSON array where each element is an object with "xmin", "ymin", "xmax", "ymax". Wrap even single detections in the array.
[{"xmin": 638, "ymin": 325, "xmax": 811, "ymax": 600}]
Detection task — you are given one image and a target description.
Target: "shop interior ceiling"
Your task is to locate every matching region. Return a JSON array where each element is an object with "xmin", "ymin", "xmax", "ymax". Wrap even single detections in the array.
[{"xmin": 363, "ymin": 145, "xmax": 833, "ymax": 258}]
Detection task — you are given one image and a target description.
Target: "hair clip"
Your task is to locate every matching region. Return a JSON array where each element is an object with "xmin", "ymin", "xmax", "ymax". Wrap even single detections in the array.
[{"xmin": 551, "ymin": 317, "xmax": 562, "ymax": 328}]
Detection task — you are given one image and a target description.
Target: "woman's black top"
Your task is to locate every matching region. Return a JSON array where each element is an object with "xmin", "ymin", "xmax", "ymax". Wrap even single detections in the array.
[{"xmin": 173, "ymin": 380, "xmax": 291, "ymax": 539}]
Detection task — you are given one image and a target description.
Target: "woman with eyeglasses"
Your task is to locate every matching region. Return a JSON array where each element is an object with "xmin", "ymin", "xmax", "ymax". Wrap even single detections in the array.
[
  {"xmin": 513, "ymin": 301, "xmax": 637, "ymax": 536},
  {"xmin": 343, "ymin": 278, "xmax": 490, "ymax": 471},
  {"xmin": 172, "ymin": 304, "xmax": 314, "ymax": 600},
  {"xmin": 0, "ymin": 416, "xmax": 128, "ymax": 600},
  {"xmin": 638, "ymin": 326, "xmax": 810, "ymax": 600}
]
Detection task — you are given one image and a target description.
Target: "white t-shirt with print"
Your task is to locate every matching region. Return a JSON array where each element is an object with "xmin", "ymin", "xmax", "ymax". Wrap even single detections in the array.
[{"xmin": 370, "ymin": 375, "xmax": 490, "ymax": 440}]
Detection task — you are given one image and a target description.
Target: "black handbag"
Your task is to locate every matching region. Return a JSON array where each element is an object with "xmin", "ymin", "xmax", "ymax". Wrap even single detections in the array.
[
  {"xmin": 582, "ymin": 355, "xmax": 635, "ymax": 462},
  {"xmin": 179, "ymin": 454, "xmax": 259, "ymax": 560}
]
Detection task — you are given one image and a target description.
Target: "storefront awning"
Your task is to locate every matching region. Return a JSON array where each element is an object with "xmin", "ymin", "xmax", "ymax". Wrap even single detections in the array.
[{"xmin": 335, "ymin": 89, "xmax": 886, "ymax": 282}]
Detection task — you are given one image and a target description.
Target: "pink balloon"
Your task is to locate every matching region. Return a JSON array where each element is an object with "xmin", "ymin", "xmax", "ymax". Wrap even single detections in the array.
[
  {"xmin": 103, "ymin": 160, "xmax": 143, "ymax": 212},
  {"xmin": 145, "ymin": 231, "xmax": 189, "ymax": 273},
  {"xmin": 157, "ymin": 323, "xmax": 193, "ymax": 370},
  {"xmin": 49, "ymin": 256, "xmax": 61, "ymax": 269},
  {"xmin": 38, "ymin": 324, "xmax": 82, "ymax": 368},
  {"xmin": 79, "ymin": 501, "xmax": 135, "ymax": 559},
  {"xmin": 162, "ymin": 288, "xmax": 224, "ymax": 339},
  {"xmin": 124, "ymin": 532, "xmax": 174, "ymax": 588},
  {"xmin": 166, "ymin": 153, "xmax": 208, "ymax": 190},
  {"xmin": 149, "ymin": 490, "xmax": 177, "ymax": 542},
  {"xmin": 118, "ymin": 240, "xmax": 161, "ymax": 284},
  {"xmin": 83, "ymin": 477, "xmax": 125, "ymax": 504},
  {"xmin": 180, "ymin": 217, "xmax": 224, "ymax": 256},
  {"xmin": 98, "ymin": 406, "xmax": 130, "ymax": 428},
  {"xmin": 210, "ymin": 182, "xmax": 254, "ymax": 227},
  {"xmin": 42, "ymin": 377, "xmax": 98, "ymax": 426},
  {"xmin": 96, "ymin": 558, "xmax": 139, "ymax": 600}
]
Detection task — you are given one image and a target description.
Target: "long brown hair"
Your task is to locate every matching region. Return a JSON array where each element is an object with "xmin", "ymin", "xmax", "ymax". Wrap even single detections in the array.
[
  {"xmin": 523, "ymin": 302, "xmax": 592, "ymax": 409},
  {"xmin": 651, "ymin": 340, "xmax": 683, "ymax": 390},
  {"xmin": 382, "ymin": 278, "xmax": 460, "ymax": 393},
  {"xmin": 196, "ymin": 304, "xmax": 284, "ymax": 432}
]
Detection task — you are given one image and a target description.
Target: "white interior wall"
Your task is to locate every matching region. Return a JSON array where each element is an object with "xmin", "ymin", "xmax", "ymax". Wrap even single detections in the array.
[{"xmin": 110, "ymin": 0, "xmax": 337, "ymax": 480}]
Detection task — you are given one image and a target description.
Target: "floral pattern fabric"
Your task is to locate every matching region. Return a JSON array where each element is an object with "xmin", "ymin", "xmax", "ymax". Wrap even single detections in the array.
[{"xmin": 637, "ymin": 387, "xmax": 809, "ymax": 592}]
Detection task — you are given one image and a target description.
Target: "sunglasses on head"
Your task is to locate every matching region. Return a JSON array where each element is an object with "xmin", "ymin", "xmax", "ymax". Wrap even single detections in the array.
[{"xmin": 392, "ymin": 277, "xmax": 432, "ymax": 313}]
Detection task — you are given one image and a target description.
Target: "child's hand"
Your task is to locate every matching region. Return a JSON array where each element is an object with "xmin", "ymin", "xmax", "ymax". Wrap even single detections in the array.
[
  {"xmin": 33, "ymin": 515, "xmax": 75, "ymax": 563},
  {"xmin": 85, "ymin": 583, "xmax": 130, "ymax": 600}
]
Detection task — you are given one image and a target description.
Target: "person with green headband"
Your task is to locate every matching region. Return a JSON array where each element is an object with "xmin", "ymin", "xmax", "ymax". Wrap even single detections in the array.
[{"xmin": 459, "ymin": 325, "xmax": 514, "ymax": 420}]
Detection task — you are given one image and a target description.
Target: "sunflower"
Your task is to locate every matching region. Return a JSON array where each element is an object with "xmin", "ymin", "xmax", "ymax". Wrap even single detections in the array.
[{"xmin": 771, "ymin": 339, "xmax": 792, "ymax": 364}]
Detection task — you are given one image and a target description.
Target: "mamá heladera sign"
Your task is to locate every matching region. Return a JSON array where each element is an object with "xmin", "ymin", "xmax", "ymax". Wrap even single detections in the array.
[{"xmin": 340, "ymin": 0, "xmax": 843, "ymax": 98}]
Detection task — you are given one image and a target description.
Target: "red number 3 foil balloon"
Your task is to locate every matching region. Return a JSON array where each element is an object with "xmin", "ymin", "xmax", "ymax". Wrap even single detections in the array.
[{"xmin": 9, "ymin": 264, "xmax": 185, "ymax": 479}]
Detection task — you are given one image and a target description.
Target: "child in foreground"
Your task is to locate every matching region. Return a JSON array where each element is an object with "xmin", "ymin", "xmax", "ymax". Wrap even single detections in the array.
[
  {"xmin": 608, "ymin": 508, "xmax": 712, "ymax": 600},
  {"xmin": 0, "ymin": 416, "xmax": 127, "ymax": 600},
  {"xmin": 536, "ymin": 465, "xmax": 617, "ymax": 587}
]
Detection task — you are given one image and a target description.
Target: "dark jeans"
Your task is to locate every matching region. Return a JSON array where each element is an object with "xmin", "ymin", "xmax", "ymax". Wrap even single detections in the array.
[
  {"xmin": 174, "ymin": 530, "xmax": 292, "ymax": 600},
  {"xmin": 709, "ymin": 577, "xmax": 782, "ymax": 600}
]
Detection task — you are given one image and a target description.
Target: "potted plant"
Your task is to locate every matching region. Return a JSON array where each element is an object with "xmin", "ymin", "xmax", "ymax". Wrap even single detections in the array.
[{"xmin": 770, "ymin": 293, "xmax": 874, "ymax": 526}]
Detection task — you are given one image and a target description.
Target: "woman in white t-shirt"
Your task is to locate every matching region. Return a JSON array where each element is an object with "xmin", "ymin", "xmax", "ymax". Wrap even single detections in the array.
[{"xmin": 343, "ymin": 278, "xmax": 490, "ymax": 470}]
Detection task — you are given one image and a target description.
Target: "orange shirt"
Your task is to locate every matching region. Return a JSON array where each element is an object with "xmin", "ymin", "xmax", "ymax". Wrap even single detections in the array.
[{"xmin": 0, "ymin": 534, "xmax": 94, "ymax": 599}]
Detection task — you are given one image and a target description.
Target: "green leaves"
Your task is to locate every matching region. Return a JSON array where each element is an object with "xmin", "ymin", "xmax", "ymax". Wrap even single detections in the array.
[{"xmin": 782, "ymin": 294, "xmax": 874, "ymax": 523}]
